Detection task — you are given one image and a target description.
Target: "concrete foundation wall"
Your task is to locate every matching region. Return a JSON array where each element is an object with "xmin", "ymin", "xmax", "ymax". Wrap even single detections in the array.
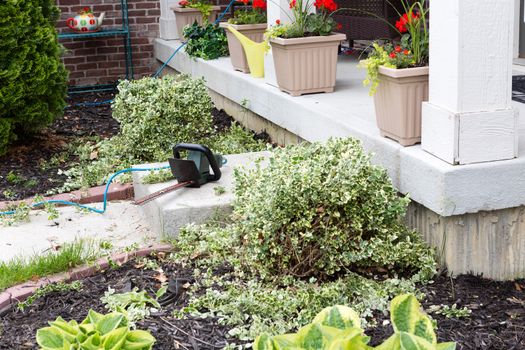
[{"xmin": 407, "ymin": 202, "xmax": 525, "ymax": 280}]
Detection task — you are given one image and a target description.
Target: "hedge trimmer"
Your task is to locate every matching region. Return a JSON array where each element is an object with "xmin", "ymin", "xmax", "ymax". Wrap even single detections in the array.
[{"xmin": 133, "ymin": 143, "xmax": 225, "ymax": 205}]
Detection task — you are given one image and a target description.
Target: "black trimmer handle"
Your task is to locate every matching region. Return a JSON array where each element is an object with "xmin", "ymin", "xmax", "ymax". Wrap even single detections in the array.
[{"xmin": 172, "ymin": 143, "xmax": 222, "ymax": 181}]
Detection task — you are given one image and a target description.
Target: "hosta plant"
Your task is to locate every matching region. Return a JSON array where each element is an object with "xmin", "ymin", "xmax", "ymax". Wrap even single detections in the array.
[
  {"xmin": 253, "ymin": 294, "xmax": 456, "ymax": 350},
  {"xmin": 36, "ymin": 309, "xmax": 156, "ymax": 350}
]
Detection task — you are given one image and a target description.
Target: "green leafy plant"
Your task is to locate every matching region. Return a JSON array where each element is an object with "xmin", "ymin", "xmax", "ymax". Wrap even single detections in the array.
[
  {"xmin": 101, "ymin": 287, "xmax": 164, "ymax": 327},
  {"xmin": 0, "ymin": 0, "xmax": 67, "ymax": 155},
  {"xmin": 36, "ymin": 309, "xmax": 156, "ymax": 350},
  {"xmin": 0, "ymin": 201, "xmax": 31, "ymax": 226},
  {"xmin": 253, "ymin": 294, "xmax": 456, "ymax": 350},
  {"xmin": 183, "ymin": 22, "xmax": 229, "ymax": 60},
  {"xmin": 234, "ymin": 138, "xmax": 435, "ymax": 280},
  {"xmin": 228, "ymin": 0, "xmax": 267, "ymax": 25},
  {"xmin": 359, "ymin": 0, "xmax": 429, "ymax": 95},
  {"xmin": 18, "ymin": 281, "xmax": 82, "ymax": 311}
]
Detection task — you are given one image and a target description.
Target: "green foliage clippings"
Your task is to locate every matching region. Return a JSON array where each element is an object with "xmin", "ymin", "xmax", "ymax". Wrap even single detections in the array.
[{"xmin": 0, "ymin": 0, "xmax": 68, "ymax": 155}]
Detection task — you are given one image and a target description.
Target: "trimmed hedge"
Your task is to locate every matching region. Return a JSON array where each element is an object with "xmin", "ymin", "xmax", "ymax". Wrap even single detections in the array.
[{"xmin": 0, "ymin": 0, "xmax": 67, "ymax": 155}]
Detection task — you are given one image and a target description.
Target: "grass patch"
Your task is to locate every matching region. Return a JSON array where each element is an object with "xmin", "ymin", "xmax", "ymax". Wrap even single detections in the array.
[{"xmin": 0, "ymin": 240, "xmax": 99, "ymax": 291}]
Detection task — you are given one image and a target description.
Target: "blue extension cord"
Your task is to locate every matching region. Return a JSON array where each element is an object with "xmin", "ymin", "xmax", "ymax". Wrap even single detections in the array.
[
  {"xmin": 0, "ymin": 1, "xmax": 241, "ymax": 216},
  {"xmin": 67, "ymin": 0, "xmax": 236, "ymax": 108},
  {"xmin": 0, "ymin": 166, "xmax": 170, "ymax": 216}
]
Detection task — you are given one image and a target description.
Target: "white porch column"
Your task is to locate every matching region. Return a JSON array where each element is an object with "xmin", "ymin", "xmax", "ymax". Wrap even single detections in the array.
[
  {"xmin": 421, "ymin": 0, "xmax": 518, "ymax": 165},
  {"xmin": 159, "ymin": 0, "xmax": 180, "ymax": 40}
]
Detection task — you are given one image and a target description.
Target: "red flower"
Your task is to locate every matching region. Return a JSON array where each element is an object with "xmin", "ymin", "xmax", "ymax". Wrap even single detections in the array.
[
  {"xmin": 394, "ymin": 45, "xmax": 401, "ymax": 53},
  {"xmin": 83, "ymin": 6, "xmax": 90, "ymax": 12},
  {"xmin": 335, "ymin": 23, "xmax": 342, "ymax": 31},
  {"xmin": 240, "ymin": 0, "xmax": 249, "ymax": 4},
  {"xmin": 389, "ymin": 51, "xmax": 397, "ymax": 59},
  {"xmin": 179, "ymin": 0, "xmax": 189, "ymax": 7},
  {"xmin": 253, "ymin": 0, "xmax": 266, "ymax": 9},
  {"xmin": 289, "ymin": 0, "xmax": 296, "ymax": 8},
  {"xmin": 403, "ymin": 49, "xmax": 410, "ymax": 55},
  {"xmin": 314, "ymin": 0, "xmax": 337, "ymax": 12},
  {"xmin": 395, "ymin": 15, "xmax": 408, "ymax": 33},
  {"xmin": 275, "ymin": 19, "xmax": 281, "ymax": 25}
]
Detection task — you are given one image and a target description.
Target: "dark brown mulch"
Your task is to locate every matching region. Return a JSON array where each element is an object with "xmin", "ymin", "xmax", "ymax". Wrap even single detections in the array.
[
  {"xmin": 367, "ymin": 274, "xmax": 525, "ymax": 350},
  {"xmin": 1, "ymin": 254, "xmax": 524, "ymax": 350},
  {"xmin": 0, "ymin": 255, "xmax": 240, "ymax": 350},
  {"xmin": 0, "ymin": 91, "xmax": 118, "ymax": 202},
  {"xmin": 0, "ymin": 93, "xmax": 269, "ymax": 202}
]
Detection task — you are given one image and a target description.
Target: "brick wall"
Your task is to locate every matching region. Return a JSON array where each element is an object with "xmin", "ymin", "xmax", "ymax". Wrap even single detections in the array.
[{"xmin": 57, "ymin": 0, "xmax": 160, "ymax": 86}]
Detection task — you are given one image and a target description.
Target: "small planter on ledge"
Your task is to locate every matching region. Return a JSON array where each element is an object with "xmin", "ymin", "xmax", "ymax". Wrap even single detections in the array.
[
  {"xmin": 373, "ymin": 66, "xmax": 428, "ymax": 146},
  {"xmin": 220, "ymin": 23, "xmax": 267, "ymax": 73},
  {"xmin": 171, "ymin": 5, "xmax": 221, "ymax": 38},
  {"xmin": 270, "ymin": 33, "xmax": 346, "ymax": 96}
]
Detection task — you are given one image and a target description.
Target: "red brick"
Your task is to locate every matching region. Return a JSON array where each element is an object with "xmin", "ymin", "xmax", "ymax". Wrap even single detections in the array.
[
  {"xmin": 135, "ymin": 2, "xmax": 157, "ymax": 9},
  {"xmin": 136, "ymin": 17, "xmax": 156, "ymax": 24},
  {"xmin": 77, "ymin": 63, "xmax": 98, "ymax": 70},
  {"xmin": 63, "ymin": 57, "xmax": 86, "ymax": 64}
]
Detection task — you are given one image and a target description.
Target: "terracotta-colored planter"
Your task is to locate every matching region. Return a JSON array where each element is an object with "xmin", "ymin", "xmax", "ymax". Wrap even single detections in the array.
[
  {"xmin": 374, "ymin": 66, "xmax": 429, "ymax": 146},
  {"xmin": 170, "ymin": 5, "xmax": 221, "ymax": 38},
  {"xmin": 270, "ymin": 33, "xmax": 346, "ymax": 96},
  {"xmin": 219, "ymin": 22, "xmax": 267, "ymax": 73}
]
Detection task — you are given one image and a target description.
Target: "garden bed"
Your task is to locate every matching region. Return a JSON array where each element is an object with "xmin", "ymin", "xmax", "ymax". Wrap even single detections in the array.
[
  {"xmin": 0, "ymin": 91, "xmax": 268, "ymax": 202},
  {"xmin": 1, "ymin": 253, "xmax": 523, "ymax": 350}
]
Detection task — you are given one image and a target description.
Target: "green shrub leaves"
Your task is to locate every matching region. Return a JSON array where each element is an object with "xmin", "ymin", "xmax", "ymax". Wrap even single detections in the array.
[
  {"xmin": 234, "ymin": 138, "xmax": 435, "ymax": 280},
  {"xmin": 0, "ymin": 0, "xmax": 67, "ymax": 155}
]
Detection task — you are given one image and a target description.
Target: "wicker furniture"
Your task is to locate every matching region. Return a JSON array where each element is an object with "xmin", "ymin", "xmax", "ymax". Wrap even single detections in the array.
[{"xmin": 333, "ymin": 0, "xmax": 404, "ymax": 45}]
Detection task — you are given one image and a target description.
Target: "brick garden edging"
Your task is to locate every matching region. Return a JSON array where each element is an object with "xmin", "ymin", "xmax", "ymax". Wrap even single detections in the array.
[
  {"xmin": 0, "ymin": 243, "xmax": 172, "ymax": 315},
  {"xmin": 0, "ymin": 183, "xmax": 134, "ymax": 211}
]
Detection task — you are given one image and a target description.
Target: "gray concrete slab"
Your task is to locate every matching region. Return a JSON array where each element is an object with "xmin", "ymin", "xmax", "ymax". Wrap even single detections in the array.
[
  {"xmin": 0, "ymin": 202, "xmax": 156, "ymax": 262},
  {"xmin": 132, "ymin": 151, "xmax": 270, "ymax": 238}
]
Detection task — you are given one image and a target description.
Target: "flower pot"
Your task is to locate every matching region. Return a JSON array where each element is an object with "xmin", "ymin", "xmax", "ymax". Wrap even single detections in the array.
[
  {"xmin": 219, "ymin": 22, "xmax": 267, "ymax": 73},
  {"xmin": 270, "ymin": 33, "xmax": 346, "ymax": 96},
  {"xmin": 170, "ymin": 5, "xmax": 221, "ymax": 38},
  {"xmin": 373, "ymin": 66, "xmax": 429, "ymax": 146}
]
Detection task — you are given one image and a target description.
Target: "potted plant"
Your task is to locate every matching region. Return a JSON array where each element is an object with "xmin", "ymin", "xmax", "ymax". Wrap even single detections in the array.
[
  {"xmin": 171, "ymin": 0, "xmax": 221, "ymax": 38},
  {"xmin": 360, "ymin": 0, "xmax": 429, "ymax": 146},
  {"xmin": 266, "ymin": 0, "xmax": 346, "ymax": 96},
  {"xmin": 220, "ymin": 0, "xmax": 267, "ymax": 73}
]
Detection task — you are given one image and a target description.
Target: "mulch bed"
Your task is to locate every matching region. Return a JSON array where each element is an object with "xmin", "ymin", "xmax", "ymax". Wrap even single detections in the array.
[
  {"xmin": 1, "ymin": 255, "xmax": 524, "ymax": 350},
  {"xmin": 0, "ymin": 92, "xmax": 118, "ymax": 202},
  {"xmin": 0, "ymin": 92, "xmax": 268, "ymax": 202}
]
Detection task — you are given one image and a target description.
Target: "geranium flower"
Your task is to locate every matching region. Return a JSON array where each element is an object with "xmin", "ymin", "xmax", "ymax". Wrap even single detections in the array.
[
  {"xmin": 389, "ymin": 51, "xmax": 397, "ymax": 59},
  {"xmin": 276, "ymin": 19, "xmax": 281, "ymax": 25},
  {"xmin": 240, "ymin": 0, "xmax": 250, "ymax": 4},
  {"xmin": 403, "ymin": 49, "xmax": 410, "ymax": 55},
  {"xmin": 289, "ymin": 0, "xmax": 296, "ymax": 8},
  {"xmin": 314, "ymin": 0, "xmax": 337, "ymax": 12},
  {"xmin": 395, "ymin": 15, "xmax": 408, "ymax": 33},
  {"xmin": 395, "ymin": 45, "xmax": 401, "ymax": 53},
  {"xmin": 335, "ymin": 23, "xmax": 342, "ymax": 30},
  {"xmin": 179, "ymin": 0, "xmax": 189, "ymax": 7},
  {"xmin": 253, "ymin": 0, "xmax": 266, "ymax": 9}
]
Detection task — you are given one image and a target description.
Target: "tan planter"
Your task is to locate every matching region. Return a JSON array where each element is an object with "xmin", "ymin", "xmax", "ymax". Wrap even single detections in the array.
[
  {"xmin": 219, "ymin": 22, "xmax": 267, "ymax": 73},
  {"xmin": 270, "ymin": 33, "xmax": 346, "ymax": 96},
  {"xmin": 170, "ymin": 5, "xmax": 221, "ymax": 38},
  {"xmin": 374, "ymin": 66, "xmax": 429, "ymax": 146}
]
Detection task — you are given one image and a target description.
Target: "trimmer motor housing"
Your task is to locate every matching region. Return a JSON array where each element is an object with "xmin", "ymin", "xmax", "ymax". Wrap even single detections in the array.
[{"xmin": 168, "ymin": 143, "xmax": 225, "ymax": 187}]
